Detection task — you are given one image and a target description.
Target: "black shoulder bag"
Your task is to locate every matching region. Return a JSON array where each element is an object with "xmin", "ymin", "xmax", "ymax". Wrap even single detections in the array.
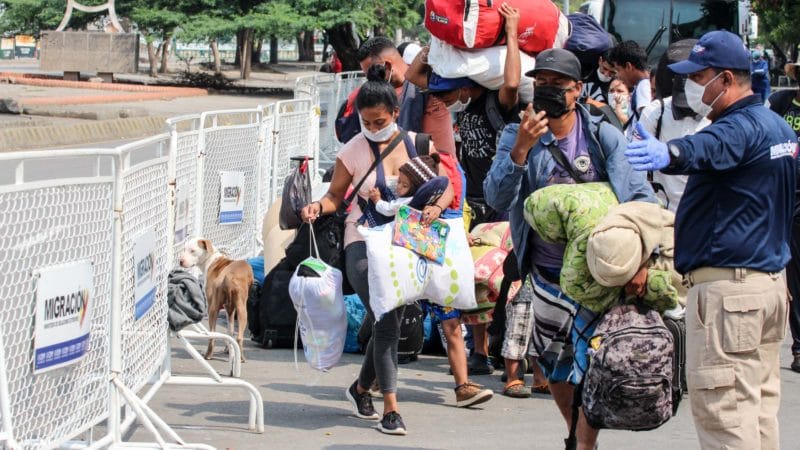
[
  {"xmin": 546, "ymin": 141, "xmax": 587, "ymax": 184},
  {"xmin": 301, "ymin": 132, "xmax": 406, "ymax": 295}
]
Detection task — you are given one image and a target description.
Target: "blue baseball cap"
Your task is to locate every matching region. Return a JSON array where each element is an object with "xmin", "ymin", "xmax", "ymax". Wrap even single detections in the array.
[
  {"xmin": 668, "ymin": 30, "xmax": 750, "ymax": 75},
  {"xmin": 425, "ymin": 72, "xmax": 477, "ymax": 93}
]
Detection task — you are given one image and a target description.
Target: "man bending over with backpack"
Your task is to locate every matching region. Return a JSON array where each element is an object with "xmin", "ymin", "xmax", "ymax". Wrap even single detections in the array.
[{"xmin": 484, "ymin": 48, "xmax": 655, "ymax": 450}]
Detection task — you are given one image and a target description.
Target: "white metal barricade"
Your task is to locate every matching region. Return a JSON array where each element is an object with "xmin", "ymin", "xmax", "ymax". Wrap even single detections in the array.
[
  {"xmin": 195, "ymin": 108, "xmax": 267, "ymax": 260},
  {"xmin": 166, "ymin": 115, "xmax": 202, "ymax": 267},
  {"xmin": 271, "ymin": 99, "xmax": 316, "ymax": 205},
  {"xmin": 0, "ymin": 149, "xmax": 117, "ymax": 450},
  {"xmin": 295, "ymin": 74, "xmax": 336, "ymax": 169},
  {"xmin": 294, "ymin": 71, "xmax": 364, "ymax": 172}
]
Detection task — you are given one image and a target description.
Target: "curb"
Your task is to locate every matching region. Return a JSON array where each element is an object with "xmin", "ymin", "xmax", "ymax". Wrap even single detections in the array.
[
  {"xmin": 1, "ymin": 73, "xmax": 208, "ymax": 110},
  {"xmin": 0, "ymin": 116, "xmax": 169, "ymax": 152}
]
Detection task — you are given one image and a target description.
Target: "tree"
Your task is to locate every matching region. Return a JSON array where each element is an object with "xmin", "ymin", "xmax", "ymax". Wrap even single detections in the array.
[
  {"xmin": 311, "ymin": 0, "xmax": 422, "ymax": 70},
  {"xmin": 179, "ymin": 13, "xmax": 236, "ymax": 74},
  {"xmin": 0, "ymin": 0, "xmax": 98, "ymax": 36},
  {"xmin": 752, "ymin": 0, "xmax": 800, "ymax": 68},
  {"xmin": 118, "ymin": 5, "xmax": 185, "ymax": 76}
]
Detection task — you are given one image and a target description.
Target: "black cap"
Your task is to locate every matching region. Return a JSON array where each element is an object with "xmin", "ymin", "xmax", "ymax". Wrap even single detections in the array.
[{"xmin": 526, "ymin": 48, "xmax": 582, "ymax": 81}]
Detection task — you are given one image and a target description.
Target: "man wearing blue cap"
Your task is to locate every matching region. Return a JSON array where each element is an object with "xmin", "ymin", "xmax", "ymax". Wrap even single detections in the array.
[{"xmin": 624, "ymin": 30, "xmax": 796, "ymax": 450}]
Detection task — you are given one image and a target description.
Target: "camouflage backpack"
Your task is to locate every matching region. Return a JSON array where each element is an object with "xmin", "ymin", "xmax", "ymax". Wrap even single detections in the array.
[{"xmin": 582, "ymin": 303, "xmax": 674, "ymax": 431}]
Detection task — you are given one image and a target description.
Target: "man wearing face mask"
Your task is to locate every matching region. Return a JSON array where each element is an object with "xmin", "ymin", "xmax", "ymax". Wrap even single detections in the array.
[
  {"xmin": 638, "ymin": 38, "xmax": 710, "ymax": 213},
  {"xmin": 624, "ymin": 30, "xmax": 796, "ymax": 450},
  {"xmin": 484, "ymin": 48, "xmax": 655, "ymax": 450},
  {"xmin": 357, "ymin": 37, "xmax": 456, "ymax": 155}
]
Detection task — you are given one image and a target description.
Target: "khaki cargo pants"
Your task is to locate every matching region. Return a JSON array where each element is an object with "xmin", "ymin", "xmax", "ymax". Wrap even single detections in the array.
[{"xmin": 684, "ymin": 267, "xmax": 788, "ymax": 450}]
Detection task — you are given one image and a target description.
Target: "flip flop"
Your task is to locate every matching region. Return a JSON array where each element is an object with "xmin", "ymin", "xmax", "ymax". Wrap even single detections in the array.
[
  {"xmin": 502, "ymin": 379, "xmax": 531, "ymax": 398},
  {"xmin": 532, "ymin": 381, "xmax": 550, "ymax": 395}
]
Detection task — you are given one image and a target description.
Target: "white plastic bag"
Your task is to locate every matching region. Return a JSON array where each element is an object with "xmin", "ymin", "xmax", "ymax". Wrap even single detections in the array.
[
  {"xmin": 359, "ymin": 217, "xmax": 477, "ymax": 321},
  {"xmin": 288, "ymin": 228, "xmax": 347, "ymax": 371},
  {"xmin": 428, "ymin": 37, "xmax": 536, "ymax": 103}
]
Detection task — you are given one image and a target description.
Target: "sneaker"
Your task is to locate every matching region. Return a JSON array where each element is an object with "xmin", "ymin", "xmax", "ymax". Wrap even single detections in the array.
[
  {"xmin": 378, "ymin": 411, "xmax": 407, "ymax": 435},
  {"xmin": 467, "ymin": 353, "xmax": 493, "ymax": 375},
  {"xmin": 455, "ymin": 381, "xmax": 494, "ymax": 407},
  {"xmin": 792, "ymin": 354, "xmax": 800, "ymax": 373},
  {"xmin": 367, "ymin": 380, "xmax": 382, "ymax": 398},
  {"xmin": 397, "ymin": 354, "xmax": 418, "ymax": 365},
  {"xmin": 346, "ymin": 380, "xmax": 380, "ymax": 420}
]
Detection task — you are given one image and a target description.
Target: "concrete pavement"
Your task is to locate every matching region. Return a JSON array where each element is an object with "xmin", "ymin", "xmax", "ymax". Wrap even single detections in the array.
[{"xmin": 127, "ymin": 332, "xmax": 800, "ymax": 450}]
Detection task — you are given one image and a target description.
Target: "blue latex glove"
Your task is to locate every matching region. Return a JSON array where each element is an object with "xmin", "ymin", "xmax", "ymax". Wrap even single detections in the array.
[{"xmin": 624, "ymin": 122, "xmax": 670, "ymax": 171}]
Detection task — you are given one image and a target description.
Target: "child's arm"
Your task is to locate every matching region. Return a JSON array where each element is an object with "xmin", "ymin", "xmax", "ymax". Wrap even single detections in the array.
[{"xmin": 376, "ymin": 197, "xmax": 412, "ymax": 216}]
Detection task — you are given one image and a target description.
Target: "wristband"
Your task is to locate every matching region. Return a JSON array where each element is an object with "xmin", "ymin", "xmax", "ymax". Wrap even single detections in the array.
[{"xmin": 314, "ymin": 201, "xmax": 324, "ymax": 215}]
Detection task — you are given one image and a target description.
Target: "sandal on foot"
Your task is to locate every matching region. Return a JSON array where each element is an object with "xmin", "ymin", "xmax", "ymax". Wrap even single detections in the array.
[
  {"xmin": 502, "ymin": 380, "xmax": 531, "ymax": 398},
  {"xmin": 532, "ymin": 381, "xmax": 550, "ymax": 395}
]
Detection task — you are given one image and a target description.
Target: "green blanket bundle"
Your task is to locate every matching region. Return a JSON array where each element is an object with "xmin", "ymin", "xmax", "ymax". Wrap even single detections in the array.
[{"xmin": 523, "ymin": 182, "xmax": 679, "ymax": 313}]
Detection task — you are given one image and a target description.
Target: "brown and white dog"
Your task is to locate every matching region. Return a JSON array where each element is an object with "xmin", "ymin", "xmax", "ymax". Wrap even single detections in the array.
[{"xmin": 179, "ymin": 238, "xmax": 253, "ymax": 362}]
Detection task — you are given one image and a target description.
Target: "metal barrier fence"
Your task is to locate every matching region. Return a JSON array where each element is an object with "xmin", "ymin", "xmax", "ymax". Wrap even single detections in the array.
[
  {"xmin": 0, "ymin": 70, "xmax": 348, "ymax": 449},
  {"xmin": 295, "ymin": 71, "xmax": 364, "ymax": 170},
  {"xmin": 0, "ymin": 150, "xmax": 116, "ymax": 450}
]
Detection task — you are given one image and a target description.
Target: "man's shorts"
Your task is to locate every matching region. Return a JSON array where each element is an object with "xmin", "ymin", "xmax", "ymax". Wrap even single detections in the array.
[
  {"xmin": 421, "ymin": 300, "xmax": 461, "ymax": 322},
  {"xmin": 501, "ymin": 278, "xmax": 535, "ymax": 361},
  {"xmin": 530, "ymin": 272, "xmax": 600, "ymax": 385}
]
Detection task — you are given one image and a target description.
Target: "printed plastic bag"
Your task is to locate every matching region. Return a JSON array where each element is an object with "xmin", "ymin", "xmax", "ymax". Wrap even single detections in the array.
[{"xmin": 360, "ymin": 217, "xmax": 477, "ymax": 321}]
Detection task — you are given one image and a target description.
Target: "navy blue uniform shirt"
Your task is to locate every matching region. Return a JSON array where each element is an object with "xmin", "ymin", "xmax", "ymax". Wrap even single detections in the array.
[{"xmin": 665, "ymin": 95, "xmax": 797, "ymax": 274}]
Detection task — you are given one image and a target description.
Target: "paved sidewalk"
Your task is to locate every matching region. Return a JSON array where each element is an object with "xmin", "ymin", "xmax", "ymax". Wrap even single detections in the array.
[{"xmin": 128, "ymin": 333, "xmax": 800, "ymax": 450}]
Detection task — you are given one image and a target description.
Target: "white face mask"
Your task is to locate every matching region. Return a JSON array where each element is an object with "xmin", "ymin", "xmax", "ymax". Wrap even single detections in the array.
[
  {"xmin": 597, "ymin": 68, "xmax": 613, "ymax": 83},
  {"xmin": 608, "ymin": 92, "xmax": 629, "ymax": 115},
  {"xmin": 684, "ymin": 72, "xmax": 725, "ymax": 117},
  {"xmin": 361, "ymin": 119, "xmax": 398, "ymax": 143},
  {"xmin": 447, "ymin": 92, "xmax": 471, "ymax": 113}
]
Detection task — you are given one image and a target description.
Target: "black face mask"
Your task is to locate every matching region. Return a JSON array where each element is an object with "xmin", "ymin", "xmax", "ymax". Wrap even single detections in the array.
[{"xmin": 533, "ymin": 85, "xmax": 574, "ymax": 118}]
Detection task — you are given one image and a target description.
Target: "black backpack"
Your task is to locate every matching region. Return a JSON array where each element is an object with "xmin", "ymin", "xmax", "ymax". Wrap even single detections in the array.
[
  {"xmin": 251, "ymin": 259, "xmax": 301, "ymax": 348},
  {"xmin": 397, "ymin": 304, "xmax": 425, "ymax": 362},
  {"xmin": 663, "ymin": 315, "xmax": 687, "ymax": 415},
  {"xmin": 356, "ymin": 303, "xmax": 425, "ymax": 364},
  {"xmin": 768, "ymin": 89, "xmax": 797, "ymax": 117},
  {"xmin": 334, "ymin": 95, "xmax": 361, "ymax": 145}
]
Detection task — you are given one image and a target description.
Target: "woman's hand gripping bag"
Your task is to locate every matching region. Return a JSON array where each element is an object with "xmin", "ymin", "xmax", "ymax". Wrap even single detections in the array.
[
  {"xmin": 288, "ymin": 256, "xmax": 347, "ymax": 371},
  {"xmin": 360, "ymin": 217, "xmax": 477, "ymax": 321},
  {"xmin": 523, "ymin": 182, "xmax": 619, "ymax": 313}
]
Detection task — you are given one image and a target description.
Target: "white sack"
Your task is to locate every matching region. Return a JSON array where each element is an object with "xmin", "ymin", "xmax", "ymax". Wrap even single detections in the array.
[
  {"xmin": 428, "ymin": 37, "xmax": 536, "ymax": 103},
  {"xmin": 288, "ymin": 257, "xmax": 347, "ymax": 371},
  {"xmin": 359, "ymin": 217, "xmax": 477, "ymax": 321}
]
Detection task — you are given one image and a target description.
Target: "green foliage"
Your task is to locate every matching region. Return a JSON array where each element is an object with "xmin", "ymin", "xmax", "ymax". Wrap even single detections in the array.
[
  {"xmin": 0, "ymin": 0, "xmax": 84, "ymax": 35},
  {"xmin": 752, "ymin": 0, "xmax": 800, "ymax": 57}
]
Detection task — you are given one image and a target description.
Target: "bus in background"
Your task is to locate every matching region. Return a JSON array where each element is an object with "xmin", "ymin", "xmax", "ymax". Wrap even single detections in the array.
[{"xmin": 580, "ymin": 0, "xmax": 751, "ymax": 64}]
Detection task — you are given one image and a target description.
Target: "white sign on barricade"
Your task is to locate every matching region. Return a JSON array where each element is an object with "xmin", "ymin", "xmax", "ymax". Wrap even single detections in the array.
[
  {"xmin": 219, "ymin": 170, "xmax": 245, "ymax": 225},
  {"xmin": 174, "ymin": 185, "xmax": 191, "ymax": 245},
  {"xmin": 167, "ymin": 114, "xmax": 202, "ymax": 265},
  {"xmin": 133, "ymin": 230, "xmax": 157, "ymax": 321},
  {"xmin": 197, "ymin": 109, "xmax": 266, "ymax": 260},
  {"xmin": 33, "ymin": 261, "xmax": 94, "ymax": 374}
]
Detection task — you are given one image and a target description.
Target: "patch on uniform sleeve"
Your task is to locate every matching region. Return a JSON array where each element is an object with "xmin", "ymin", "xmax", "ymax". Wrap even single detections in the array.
[{"xmin": 770, "ymin": 141, "xmax": 796, "ymax": 159}]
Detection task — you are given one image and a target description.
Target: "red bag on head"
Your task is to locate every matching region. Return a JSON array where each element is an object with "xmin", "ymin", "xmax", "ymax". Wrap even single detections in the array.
[{"xmin": 424, "ymin": 0, "xmax": 564, "ymax": 55}]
